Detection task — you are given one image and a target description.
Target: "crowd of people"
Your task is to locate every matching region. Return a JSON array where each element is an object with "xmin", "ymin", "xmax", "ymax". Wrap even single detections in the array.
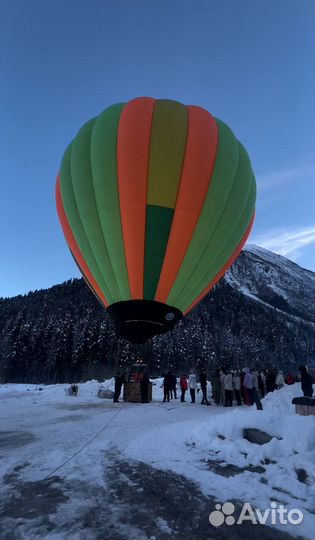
[
  {"xmin": 111, "ymin": 364, "xmax": 313, "ymax": 406},
  {"xmin": 162, "ymin": 368, "xmax": 264, "ymax": 409},
  {"xmin": 161, "ymin": 365, "xmax": 313, "ymax": 410}
]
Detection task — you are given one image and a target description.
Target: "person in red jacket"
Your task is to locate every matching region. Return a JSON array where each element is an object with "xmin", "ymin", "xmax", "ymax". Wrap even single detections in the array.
[
  {"xmin": 180, "ymin": 374, "xmax": 188, "ymax": 402},
  {"xmin": 286, "ymin": 373, "xmax": 295, "ymax": 385}
]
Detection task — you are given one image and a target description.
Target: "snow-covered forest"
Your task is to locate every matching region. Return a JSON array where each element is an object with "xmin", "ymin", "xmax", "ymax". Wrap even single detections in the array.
[{"xmin": 0, "ymin": 246, "xmax": 314, "ymax": 384}]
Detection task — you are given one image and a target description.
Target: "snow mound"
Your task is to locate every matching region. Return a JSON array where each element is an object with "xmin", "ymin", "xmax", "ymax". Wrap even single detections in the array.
[{"xmin": 192, "ymin": 385, "xmax": 315, "ymax": 463}]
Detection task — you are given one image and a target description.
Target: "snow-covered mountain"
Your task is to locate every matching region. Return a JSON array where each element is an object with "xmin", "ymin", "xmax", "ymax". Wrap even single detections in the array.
[
  {"xmin": 229, "ymin": 245, "xmax": 314, "ymax": 323},
  {"xmin": 0, "ymin": 246, "xmax": 314, "ymax": 382}
]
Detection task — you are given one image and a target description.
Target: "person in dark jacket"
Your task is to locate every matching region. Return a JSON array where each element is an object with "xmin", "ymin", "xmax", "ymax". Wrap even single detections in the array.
[
  {"xmin": 188, "ymin": 370, "xmax": 197, "ymax": 403},
  {"xmin": 265, "ymin": 370, "xmax": 276, "ymax": 393},
  {"xmin": 210, "ymin": 370, "xmax": 221, "ymax": 405},
  {"xmin": 170, "ymin": 372, "xmax": 177, "ymax": 399},
  {"xmin": 140, "ymin": 373, "xmax": 150, "ymax": 403},
  {"xmin": 240, "ymin": 370, "xmax": 246, "ymax": 402},
  {"xmin": 162, "ymin": 372, "xmax": 171, "ymax": 402},
  {"xmin": 199, "ymin": 370, "xmax": 210, "ymax": 405},
  {"xmin": 113, "ymin": 372, "xmax": 125, "ymax": 402},
  {"xmin": 180, "ymin": 374, "xmax": 188, "ymax": 402},
  {"xmin": 70, "ymin": 384, "xmax": 78, "ymax": 396},
  {"xmin": 299, "ymin": 365, "xmax": 313, "ymax": 397}
]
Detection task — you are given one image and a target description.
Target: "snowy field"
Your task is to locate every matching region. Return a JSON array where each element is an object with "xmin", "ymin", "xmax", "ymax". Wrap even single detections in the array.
[{"xmin": 0, "ymin": 380, "xmax": 314, "ymax": 540}]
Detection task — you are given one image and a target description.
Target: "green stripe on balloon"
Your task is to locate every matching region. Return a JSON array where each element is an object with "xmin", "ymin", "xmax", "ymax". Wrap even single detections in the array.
[
  {"xmin": 166, "ymin": 118, "xmax": 240, "ymax": 308},
  {"xmin": 144, "ymin": 205, "xmax": 174, "ymax": 299},
  {"xmin": 69, "ymin": 248, "xmax": 107, "ymax": 309},
  {"xmin": 180, "ymin": 180, "xmax": 256, "ymax": 312},
  {"xmin": 59, "ymin": 135, "xmax": 114, "ymax": 304},
  {"xmin": 172, "ymin": 130, "xmax": 255, "ymax": 312},
  {"xmin": 90, "ymin": 103, "xmax": 131, "ymax": 301},
  {"xmin": 70, "ymin": 119, "xmax": 122, "ymax": 303}
]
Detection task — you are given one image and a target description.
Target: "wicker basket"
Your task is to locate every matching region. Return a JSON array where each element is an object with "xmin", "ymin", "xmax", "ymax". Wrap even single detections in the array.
[{"xmin": 123, "ymin": 382, "xmax": 152, "ymax": 403}]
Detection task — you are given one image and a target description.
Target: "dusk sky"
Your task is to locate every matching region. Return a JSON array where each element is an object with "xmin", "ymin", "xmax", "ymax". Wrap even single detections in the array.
[{"xmin": 1, "ymin": 0, "xmax": 314, "ymax": 298}]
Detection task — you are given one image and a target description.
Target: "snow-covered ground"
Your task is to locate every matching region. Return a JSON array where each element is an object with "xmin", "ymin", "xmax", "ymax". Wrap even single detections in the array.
[{"xmin": 0, "ymin": 380, "xmax": 314, "ymax": 539}]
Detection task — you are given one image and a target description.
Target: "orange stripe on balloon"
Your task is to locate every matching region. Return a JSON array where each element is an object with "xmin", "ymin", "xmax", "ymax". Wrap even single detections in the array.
[
  {"xmin": 55, "ymin": 175, "xmax": 109, "ymax": 308},
  {"xmin": 117, "ymin": 97, "xmax": 155, "ymax": 299},
  {"xmin": 183, "ymin": 213, "xmax": 255, "ymax": 315},
  {"xmin": 155, "ymin": 105, "xmax": 218, "ymax": 303}
]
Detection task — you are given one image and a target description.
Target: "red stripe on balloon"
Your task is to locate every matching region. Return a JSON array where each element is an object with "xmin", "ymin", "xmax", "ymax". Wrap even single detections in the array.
[
  {"xmin": 117, "ymin": 97, "xmax": 155, "ymax": 299},
  {"xmin": 155, "ymin": 105, "xmax": 218, "ymax": 303},
  {"xmin": 55, "ymin": 175, "xmax": 109, "ymax": 308},
  {"xmin": 183, "ymin": 213, "xmax": 255, "ymax": 315}
]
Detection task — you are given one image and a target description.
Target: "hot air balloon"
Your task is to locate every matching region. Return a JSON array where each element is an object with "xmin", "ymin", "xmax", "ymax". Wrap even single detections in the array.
[{"xmin": 56, "ymin": 97, "xmax": 256, "ymax": 343}]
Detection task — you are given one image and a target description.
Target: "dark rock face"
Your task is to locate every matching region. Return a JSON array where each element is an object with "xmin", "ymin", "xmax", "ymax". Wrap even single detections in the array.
[
  {"xmin": 205, "ymin": 459, "xmax": 266, "ymax": 476},
  {"xmin": 243, "ymin": 428, "xmax": 274, "ymax": 445},
  {"xmin": 0, "ymin": 246, "xmax": 314, "ymax": 383},
  {"xmin": 296, "ymin": 468, "xmax": 308, "ymax": 484}
]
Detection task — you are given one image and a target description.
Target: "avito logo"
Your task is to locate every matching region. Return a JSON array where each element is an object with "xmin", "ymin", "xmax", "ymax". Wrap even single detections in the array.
[{"xmin": 209, "ymin": 501, "xmax": 303, "ymax": 527}]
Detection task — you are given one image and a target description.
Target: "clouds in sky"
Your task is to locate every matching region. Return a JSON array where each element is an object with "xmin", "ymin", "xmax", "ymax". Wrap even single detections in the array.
[
  {"xmin": 256, "ymin": 165, "xmax": 313, "ymax": 211},
  {"xmin": 253, "ymin": 163, "xmax": 314, "ymax": 269},
  {"xmin": 251, "ymin": 226, "xmax": 315, "ymax": 262},
  {"xmin": 256, "ymin": 165, "xmax": 313, "ymax": 193}
]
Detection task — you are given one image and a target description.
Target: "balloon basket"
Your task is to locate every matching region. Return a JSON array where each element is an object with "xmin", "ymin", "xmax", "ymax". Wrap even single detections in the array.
[{"xmin": 123, "ymin": 382, "xmax": 152, "ymax": 403}]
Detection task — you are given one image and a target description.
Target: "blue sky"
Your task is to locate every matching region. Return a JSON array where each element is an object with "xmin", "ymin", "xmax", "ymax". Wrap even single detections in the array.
[{"xmin": 1, "ymin": 0, "xmax": 314, "ymax": 298}]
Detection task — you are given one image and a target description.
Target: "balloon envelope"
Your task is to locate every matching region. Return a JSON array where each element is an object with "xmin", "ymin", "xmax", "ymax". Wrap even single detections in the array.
[{"xmin": 56, "ymin": 97, "xmax": 256, "ymax": 343}]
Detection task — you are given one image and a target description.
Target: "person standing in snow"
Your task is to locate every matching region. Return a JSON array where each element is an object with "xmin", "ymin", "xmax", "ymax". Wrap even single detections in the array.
[
  {"xmin": 243, "ymin": 368, "xmax": 253, "ymax": 405},
  {"xmin": 233, "ymin": 371, "xmax": 242, "ymax": 405},
  {"xmin": 286, "ymin": 373, "xmax": 295, "ymax": 385},
  {"xmin": 267, "ymin": 369, "xmax": 277, "ymax": 393},
  {"xmin": 240, "ymin": 369, "xmax": 246, "ymax": 401},
  {"xmin": 180, "ymin": 374, "xmax": 188, "ymax": 402},
  {"xmin": 219, "ymin": 368, "xmax": 226, "ymax": 405},
  {"xmin": 113, "ymin": 372, "xmax": 125, "ymax": 403},
  {"xmin": 258, "ymin": 371, "xmax": 266, "ymax": 397},
  {"xmin": 251, "ymin": 368, "xmax": 259, "ymax": 393},
  {"xmin": 69, "ymin": 384, "xmax": 78, "ymax": 396},
  {"xmin": 224, "ymin": 370, "xmax": 233, "ymax": 407},
  {"xmin": 275, "ymin": 370, "xmax": 285, "ymax": 389},
  {"xmin": 162, "ymin": 371, "xmax": 171, "ymax": 402},
  {"xmin": 199, "ymin": 370, "xmax": 210, "ymax": 405},
  {"xmin": 251, "ymin": 368, "xmax": 263, "ymax": 410},
  {"xmin": 210, "ymin": 370, "xmax": 221, "ymax": 405},
  {"xmin": 170, "ymin": 372, "xmax": 177, "ymax": 399},
  {"xmin": 189, "ymin": 370, "xmax": 197, "ymax": 403},
  {"xmin": 140, "ymin": 372, "xmax": 150, "ymax": 403},
  {"xmin": 299, "ymin": 365, "xmax": 313, "ymax": 397}
]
